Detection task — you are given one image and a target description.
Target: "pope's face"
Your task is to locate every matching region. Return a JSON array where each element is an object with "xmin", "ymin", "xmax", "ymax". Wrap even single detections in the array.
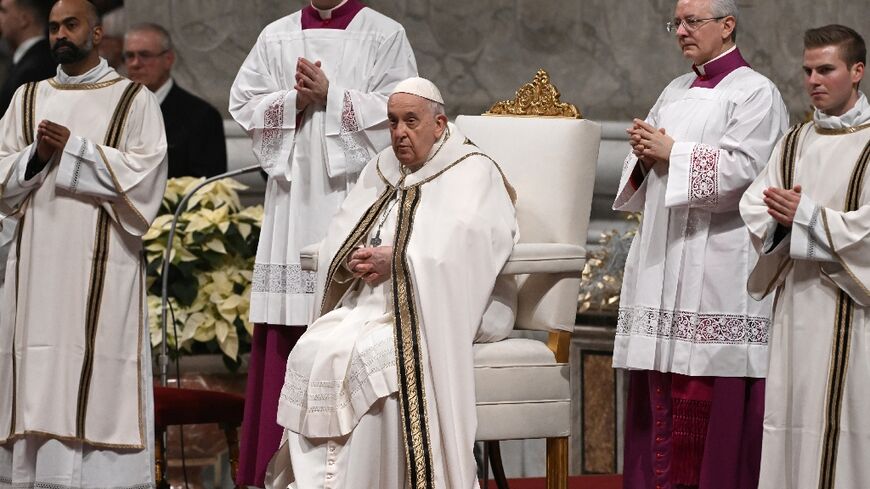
[
  {"xmin": 803, "ymin": 45, "xmax": 864, "ymax": 117},
  {"xmin": 673, "ymin": 0, "xmax": 731, "ymax": 66},
  {"xmin": 388, "ymin": 93, "xmax": 447, "ymax": 168}
]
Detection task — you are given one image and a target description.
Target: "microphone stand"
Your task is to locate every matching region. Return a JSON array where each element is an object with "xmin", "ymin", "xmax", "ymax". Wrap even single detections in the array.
[{"xmin": 158, "ymin": 165, "xmax": 261, "ymax": 387}]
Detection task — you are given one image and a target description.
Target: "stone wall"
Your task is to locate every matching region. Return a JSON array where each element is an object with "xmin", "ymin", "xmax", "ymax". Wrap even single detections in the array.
[{"xmin": 123, "ymin": 0, "xmax": 869, "ymax": 121}]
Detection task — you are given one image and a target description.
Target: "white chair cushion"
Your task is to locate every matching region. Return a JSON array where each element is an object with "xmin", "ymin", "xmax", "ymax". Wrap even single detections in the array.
[
  {"xmin": 473, "ymin": 337, "xmax": 555, "ymax": 366},
  {"xmin": 475, "ymin": 401, "xmax": 571, "ymax": 440},
  {"xmin": 501, "ymin": 243, "xmax": 586, "ymax": 275}
]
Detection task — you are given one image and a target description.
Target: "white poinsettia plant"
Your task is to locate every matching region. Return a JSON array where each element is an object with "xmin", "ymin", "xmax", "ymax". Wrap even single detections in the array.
[{"xmin": 144, "ymin": 177, "xmax": 263, "ymax": 369}]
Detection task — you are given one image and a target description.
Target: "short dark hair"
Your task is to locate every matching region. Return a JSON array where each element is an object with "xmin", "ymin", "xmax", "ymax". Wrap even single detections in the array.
[
  {"xmin": 15, "ymin": 0, "xmax": 53, "ymax": 28},
  {"xmin": 804, "ymin": 24, "xmax": 866, "ymax": 68}
]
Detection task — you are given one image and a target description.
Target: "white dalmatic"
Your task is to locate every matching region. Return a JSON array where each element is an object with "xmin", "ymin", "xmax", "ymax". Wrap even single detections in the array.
[
  {"xmin": 0, "ymin": 60, "xmax": 167, "ymax": 488},
  {"xmin": 613, "ymin": 67, "xmax": 788, "ymax": 377},
  {"xmin": 229, "ymin": 8, "xmax": 417, "ymax": 327},
  {"xmin": 741, "ymin": 93, "xmax": 870, "ymax": 489}
]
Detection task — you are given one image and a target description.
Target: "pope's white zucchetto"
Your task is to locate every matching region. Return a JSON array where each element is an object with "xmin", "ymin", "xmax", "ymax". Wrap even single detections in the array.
[{"xmin": 390, "ymin": 77, "xmax": 444, "ymax": 105}]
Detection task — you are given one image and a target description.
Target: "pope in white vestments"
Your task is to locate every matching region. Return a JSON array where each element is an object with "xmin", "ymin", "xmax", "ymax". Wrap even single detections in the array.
[
  {"xmin": 229, "ymin": 2, "xmax": 417, "ymax": 483},
  {"xmin": 740, "ymin": 25, "xmax": 870, "ymax": 489},
  {"xmin": 0, "ymin": 1, "xmax": 167, "ymax": 488},
  {"xmin": 612, "ymin": 1, "xmax": 789, "ymax": 487},
  {"xmin": 267, "ymin": 78, "xmax": 517, "ymax": 489}
]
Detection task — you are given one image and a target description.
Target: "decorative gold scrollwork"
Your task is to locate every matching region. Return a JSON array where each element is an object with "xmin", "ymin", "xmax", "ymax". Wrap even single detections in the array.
[{"xmin": 485, "ymin": 69, "xmax": 582, "ymax": 119}]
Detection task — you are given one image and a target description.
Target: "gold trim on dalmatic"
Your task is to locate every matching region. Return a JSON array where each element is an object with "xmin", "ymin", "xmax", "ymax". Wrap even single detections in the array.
[
  {"xmin": 391, "ymin": 186, "xmax": 435, "ymax": 489},
  {"xmin": 104, "ymin": 82, "xmax": 143, "ymax": 148},
  {"xmin": 22, "ymin": 81, "xmax": 37, "ymax": 145},
  {"xmin": 75, "ymin": 210, "xmax": 111, "ymax": 437},
  {"xmin": 814, "ymin": 120, "xmax": 870, "ymax": 135},
  {"xmin": 780, "ymin": 122, "xmax": 808, "ymax": 189},
  {"xmin": 816, "ymin": 135, "xmax": 870, "ymax": 489},
  {"xmin": 47, "ymin": 77, "xmax": 124, "ymax": 91}
]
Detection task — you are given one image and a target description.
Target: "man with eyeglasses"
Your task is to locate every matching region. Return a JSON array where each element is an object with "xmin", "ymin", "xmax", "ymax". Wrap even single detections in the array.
[
  {"xmin": 124, "ymin": 22, "xmax": 227, "ymax": 178},
  {"xmin": 741, "ymin": 24, "xmax": 868, "ymax": 489},
  {"xmin": 612, "ymin": 0, "xmax": 789, "ymax": 487}
]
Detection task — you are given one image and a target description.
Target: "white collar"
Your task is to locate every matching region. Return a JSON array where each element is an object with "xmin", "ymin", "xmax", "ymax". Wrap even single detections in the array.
[
  {"xmin": 696, "ymin": 45, "xmax": 737, "ymax": 76},
  {"xmin": 12, "ymin": 36, "xmax": 44, "ymax": 65},
  {"xmin": 55, "ymin": 58, "xmax": 114, "ymax": 85},
  {"xmin": 152, "ymin": 78, "xmax": 174, "ymax": 104},
  {"xmin": 815, "ymin": 92, "xmax": 870, "ymax": 129},
  {"xmin": 313, "ymin": 0, "xmax": 348, "ymax": 19}
]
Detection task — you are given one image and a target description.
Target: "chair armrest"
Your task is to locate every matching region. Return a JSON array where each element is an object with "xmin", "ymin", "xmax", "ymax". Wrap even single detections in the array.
[
  {"xmin": 300, "ymin": 244, "xmax": 319, "ymax": 272},
  {"xmin": 500, "ymin": 243, "xmax": 586, "ymax": 275}
]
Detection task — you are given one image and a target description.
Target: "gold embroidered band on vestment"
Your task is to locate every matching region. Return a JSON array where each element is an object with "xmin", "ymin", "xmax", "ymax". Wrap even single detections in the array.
[
  {"xmin": 47, "ymin": 77, "xmax": 124, "ymax": 91},
  {"xmin": 391, "ymin": 186, "xmax": 435, "ymax": 489},
  {"xmin": 780, "ymin": 122, "xmax": 808, "ymax": 190},
  {"xmin": 817, "ymin": 136, "xmax": 870, "ymax": 489},
  {"xmin": 22, "ymin": 81, "xmax": 37, "ymax": 146}
]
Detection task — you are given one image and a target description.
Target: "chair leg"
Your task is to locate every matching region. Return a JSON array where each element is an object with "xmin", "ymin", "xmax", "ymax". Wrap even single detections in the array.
[
  {"xmin": 154, "ymin": 428, "xmax": 169, "ymax": 489},
  {"xmin": 222, "ymin": 423, "xmax": 242, "ymax": 489},
  {"xmin": 486, "ymin": 441, "xmax": 510, "ymax": 489},
  {"xmin": 546, "ymin": 437, "xmax": 568, "ymax": 489}
]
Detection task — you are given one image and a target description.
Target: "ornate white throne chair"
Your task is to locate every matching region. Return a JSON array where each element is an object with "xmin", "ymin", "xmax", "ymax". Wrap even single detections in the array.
[{"xmin": 455, "ymin": 70, "xmax": 599, "ymax": 489}]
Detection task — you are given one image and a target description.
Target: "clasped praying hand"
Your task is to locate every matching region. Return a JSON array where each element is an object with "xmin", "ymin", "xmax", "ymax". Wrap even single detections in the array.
[
  {"xmin": 35, "ymin": 120, "xmax": 71, "ymax": 164},
  {"xmin": 627, "ymin": 119, "xmax": 674, "ymax": 170},
  {"xmin": 295, "ymin": 57, "xmax": 329, "ymax": 110},
  {"xmin": 347, "ymin": 245, "xmax": 392, "ymax": 286},
  {"xmin": 763, "ymin": 185, "xmax": 802, "ymax": 227}
]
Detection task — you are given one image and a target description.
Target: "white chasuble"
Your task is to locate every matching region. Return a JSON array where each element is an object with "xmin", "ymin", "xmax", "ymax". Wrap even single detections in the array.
[
  {"xmin": 269, "ymin": 125, "xmax": 517, "ymax": 489},
  {"xmin": 229, "ymin": 7, "xmax": 417, "ymax": 326},
  {"xmin": 613, "ymin": 66, "xmax": 789, "ymax": 377},
  {"xmin": 0, "ymin": 62, "xmax": 167, "ymax": 455},
  {"xmin": 740, "ymin": 93, "xmax": 870, "ymax": 489}
]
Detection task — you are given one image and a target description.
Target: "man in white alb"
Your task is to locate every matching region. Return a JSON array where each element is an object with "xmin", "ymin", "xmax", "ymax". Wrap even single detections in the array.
[
  {"xmin": 268, "ymin": 77, "xmax": 517, "ymax": 489},
  {"xmin": 228, "ymin": 1, "xmax": 417, "ymax": 485},
  {"xmin": 612, "ymin": 0, "xmax": 789, "ymax": 487},
  {"xmin": 740, "ymin": 24, "xmax": 869, "ymax": 489},
  {"xmin": 0, "ymin": 1, "xmax": 167, "ymax": 488}
]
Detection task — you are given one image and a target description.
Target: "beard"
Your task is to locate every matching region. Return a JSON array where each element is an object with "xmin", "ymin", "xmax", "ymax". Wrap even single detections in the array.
[{"xmin": 51, "ymin": 38, "xmax": 92, "ymax": 64}]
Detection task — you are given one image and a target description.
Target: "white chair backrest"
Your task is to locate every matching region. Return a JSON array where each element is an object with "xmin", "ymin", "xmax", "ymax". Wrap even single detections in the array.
[{"xmin": 455, "ymin": 116, "xmax": 600, "ymax": 332}]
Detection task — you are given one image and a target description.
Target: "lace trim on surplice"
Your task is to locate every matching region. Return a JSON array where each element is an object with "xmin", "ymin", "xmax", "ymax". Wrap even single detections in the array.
[
  {"xmin": 616, "ymin": 306, "xmax": 769, "ymax": 345},
  {"xmin": 688, "ymin": 143, "xmax": 719, "ymax": 207},
  {"xmin": 279, "ymin": 337, "xmax": 396, "ymax": 413},
  {"xmin": 259, "ymin": 95, "xmax": 285, "ymax": 167},
  {"xmin": 338, "ymin": 91, "xmax": 370, "ymax": 174},
  {"xmin": 252, "ymin": 263, "xmax": 315, "ymax": 295}
]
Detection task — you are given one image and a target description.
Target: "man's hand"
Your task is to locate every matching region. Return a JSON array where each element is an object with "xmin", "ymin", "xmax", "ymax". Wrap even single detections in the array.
[
  {"xmin": 347, "ymin": 246, "xmax": 392, "ymax": 286},
  {"xmin": 628, "ymin": 119, "xmax": 673, "ymax": 168},
  {"xmin": 35, "ymin": 120, "xmax": 71, "ymax": 163},
  {"xmin": 295, "ymin": 58, "xmax": 329, "ymax": 107},
  {"xmin": 763, "ymin": 185, "xmax": 802, "ymax": 227}
]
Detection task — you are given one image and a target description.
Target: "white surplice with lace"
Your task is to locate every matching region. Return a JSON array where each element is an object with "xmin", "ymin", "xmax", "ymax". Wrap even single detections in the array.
[{"xmin": 612, "ymin": 66, "xmax": 789, "ymax": 377}]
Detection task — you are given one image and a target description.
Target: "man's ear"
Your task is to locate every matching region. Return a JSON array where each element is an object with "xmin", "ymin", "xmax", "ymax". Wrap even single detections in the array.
[
  {"xmin": 435, "ymin": 114, "xmax": 448, "ymax": 134},
  {"xmin": 92, "ymin": 24, "xmax": 104, "ymax": 46},
  {"xmin": 721, "ymin": 16, "xmax": 736, "ymax": 42},
  {"xmin": 851, "ymin": 61, "xmax": 865, "ymax": 87}
]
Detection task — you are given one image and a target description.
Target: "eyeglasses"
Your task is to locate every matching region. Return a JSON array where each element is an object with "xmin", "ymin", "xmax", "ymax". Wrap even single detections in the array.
[
  {"xmin": 122, "ymin": 49, "xmax": 169, "ymax": 62},
  {"xmin": 665, "ymin": 16, "xmax": 726, "ymax": 34}
]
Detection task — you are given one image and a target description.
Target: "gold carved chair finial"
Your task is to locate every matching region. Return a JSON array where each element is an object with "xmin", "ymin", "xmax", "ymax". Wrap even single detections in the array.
[{"xmin": 485, "ymin": 69, "xmax": 582, "ymax": 119}]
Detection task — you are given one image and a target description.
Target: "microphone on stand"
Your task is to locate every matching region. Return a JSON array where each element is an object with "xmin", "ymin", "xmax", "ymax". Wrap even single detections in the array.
[{"xmin": 158, "ymin": 164, "xmax": 262, "ymax": 387}]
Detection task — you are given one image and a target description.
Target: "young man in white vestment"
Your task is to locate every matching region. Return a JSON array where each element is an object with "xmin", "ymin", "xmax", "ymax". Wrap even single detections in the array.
[
  {"xmin": 228, "ymin": 2, "xmax": 417, "ymax": 484},
  {"xmin": 740, "ymin": 24, "xmax": 869, "ymax": 489},
  {"xmin": 612, "ymin": 0, "xmax": 789, "ymax": 487},
  {"xmin": 0, "ymin": 0, "xmax": 167, "ymax": 488},
  {"xmin": 265, "ymin": 77, "xmax": 518, "ymax": 489}
]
